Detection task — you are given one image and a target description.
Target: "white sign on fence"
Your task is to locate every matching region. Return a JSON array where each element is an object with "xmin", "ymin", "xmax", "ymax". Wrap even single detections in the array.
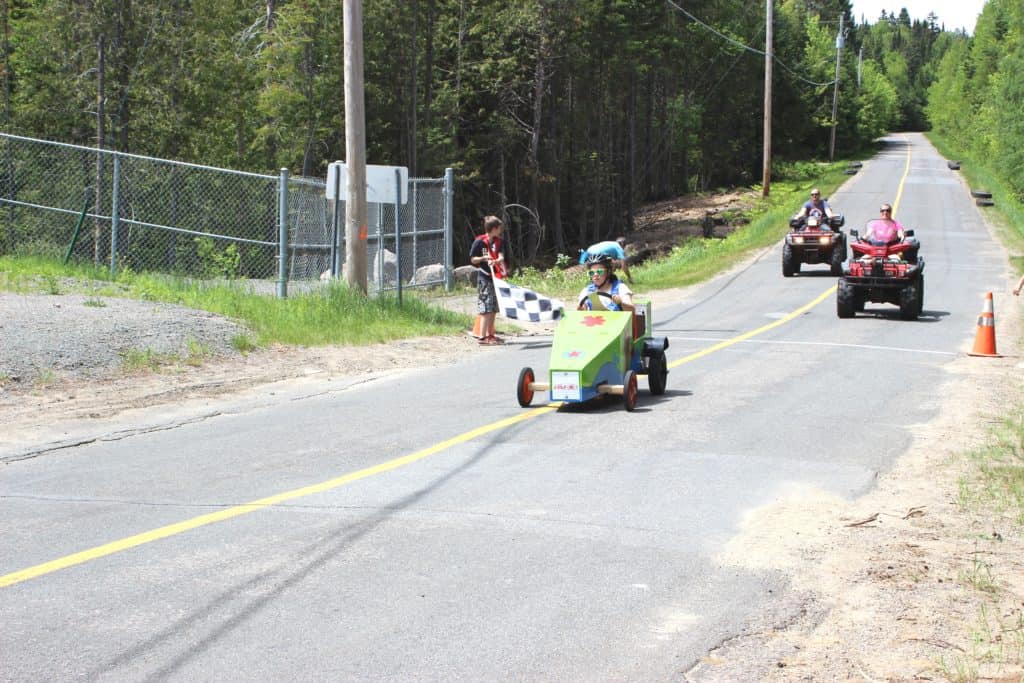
[{"xmin": 326, "ymin": 162, "xmax": 408, "ymax": 204}]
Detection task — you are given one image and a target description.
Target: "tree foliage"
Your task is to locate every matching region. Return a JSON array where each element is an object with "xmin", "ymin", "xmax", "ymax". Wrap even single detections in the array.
[
  {"xmin": 2, "ymin": 0, "xmax": 978, "ymax": 264},
  {"xmin": 926, "ymin": 0, "xmax": 1023, "ymax": 200}
]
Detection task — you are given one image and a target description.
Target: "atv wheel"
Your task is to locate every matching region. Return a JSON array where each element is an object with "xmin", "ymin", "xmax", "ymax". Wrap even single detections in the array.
[
  {"xmin": 623, "ymin": 370, "xmax": 638, "ymax": 412},
  {"xmin": 829, "ymin": 239, "xmax": 845, "ymax": 276},
  {"xmin": 899, "ymin": 282, "xmax": 920, "ymax": 321},
  {"xmin": 517, "ymin": 367, "xmax": 535, "ymax": 407},
  {"xmin": 837, "ymin": 280, "xmax": 856, "ymax": 318},
  {"xmin": 915, "ymin": 274, "xmax": 924, "ymax": 316},
  {"xmin": 782, "ymin": 243, "xmax": 796, "ymax": 277},
  {"xmin": 647, "ymin": 351, "xmax": 668, "ymax": 396}
]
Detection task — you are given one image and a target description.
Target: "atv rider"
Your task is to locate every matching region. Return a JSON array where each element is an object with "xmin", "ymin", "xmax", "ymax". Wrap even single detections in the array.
[
  {"xmin": 860, "ymin": 203, "xmax": 919, "ymax": 263},
  {"xmin": 793, "ymin": 188, "xmax": 836, "ymax": 229},
  {"xmin": 862, "ymin": 204, "xmax": 904, "ymax": 245},
  {"xmin": 577, "ymin": 254, "xmax": 635, "ymax": 312}
]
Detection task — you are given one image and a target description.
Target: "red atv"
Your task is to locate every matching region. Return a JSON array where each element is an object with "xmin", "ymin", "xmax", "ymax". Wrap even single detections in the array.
[
  {"xmin": 782, "ymin": 210, "xmax": 847, "ymax": 276},
  {"xmin": 836, "ymin": 223, "xmax": 923, "ymax": 320}
]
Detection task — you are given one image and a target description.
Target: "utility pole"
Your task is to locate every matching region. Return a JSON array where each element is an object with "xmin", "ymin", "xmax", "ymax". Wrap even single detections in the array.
[
  {"xmin": 829, "ymin": 13, "xmax": 844, "ymax": 162},
  {"xmin": 762, "ymin": 0, "xmax": 773, "ymax": 197},
  {"xmin": 344, "ymin": 0, "xmax": 368, "ymax": 293}
]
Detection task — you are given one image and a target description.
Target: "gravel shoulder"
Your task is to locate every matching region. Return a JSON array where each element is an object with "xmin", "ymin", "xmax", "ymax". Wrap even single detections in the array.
[{"xmin": 2, "ymin": 275, "xmax": 1023, "ymax": 681}]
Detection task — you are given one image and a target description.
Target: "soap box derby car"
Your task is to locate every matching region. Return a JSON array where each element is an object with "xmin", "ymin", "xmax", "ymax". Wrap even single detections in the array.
[{"xmin": 516, "ymin": 294, "xmax": 669, "ymax": 412}]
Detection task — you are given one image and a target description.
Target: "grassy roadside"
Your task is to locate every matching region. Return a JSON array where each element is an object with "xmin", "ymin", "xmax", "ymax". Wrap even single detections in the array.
[
  {"xmin": 925, "ymin": 132, "xmax": 1024, "ymax": 681},
  {"xmin": 927, "ymin": 132, "xmax": 1024, "ymax": 266},
  {"xmin": 0, "ymin": 254, "xmax": 470, "ymax": 348},
  {"xmin": 940, "ymin": 405, "xmax": 1024, "ymax": 682}
]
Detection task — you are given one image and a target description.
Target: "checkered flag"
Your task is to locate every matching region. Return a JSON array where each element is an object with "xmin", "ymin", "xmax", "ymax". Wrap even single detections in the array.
[{"xmin": 493, "ymin": 274, "xmax": 564, "ymax": 323}]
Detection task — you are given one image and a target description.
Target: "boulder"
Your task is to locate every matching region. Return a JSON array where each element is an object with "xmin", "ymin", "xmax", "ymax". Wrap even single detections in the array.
[
  {"xmin": 453, "ymin": 265, "xmax": 478, "ymax": 285},
  {"xmin": 411, "ymin": 263, "xmax": 447, "ymax": 286},
  {"xmin": 371, "ymin": 248, "xmax": 398, "ymax": 285}
]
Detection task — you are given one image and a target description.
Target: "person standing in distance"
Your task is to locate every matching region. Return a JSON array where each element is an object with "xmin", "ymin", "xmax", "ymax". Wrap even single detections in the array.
[
  {"xmin": 579, "ymin": 236, "xmax": 632, "ymax": 283},
  {"xmin": 469, "ymin": 216, "xmax": 506, "ymax": 345}
]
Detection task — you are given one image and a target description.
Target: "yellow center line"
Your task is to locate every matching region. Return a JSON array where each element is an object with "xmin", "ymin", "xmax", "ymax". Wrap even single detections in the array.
[
  {"xmin": 1, "ymin": 405, "xmax": 558, "ymax": 588},
  {"xmin": 1, "ymin": 284, "xmax": 838, "ymax": 589},
  {"xmin": 667, "ymin": 286, "xmax": 836, "ymax": 369},
  {"xmin": 8, "ymin": 135, "xmax": 920, "ymax": 592},
  {"xmin": 892, "ymin": 135, "xmax": 912, "ymax": 217}
]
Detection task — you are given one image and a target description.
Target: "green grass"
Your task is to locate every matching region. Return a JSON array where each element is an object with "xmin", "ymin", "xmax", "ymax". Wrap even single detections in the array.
[
  {"xmin": 33, "ymin": 367, "xmax": 56, "ymax": 387},
  {"xmin": 0, "ymin": 254, "xmax": 472, "ymax": 349},
  {"xmin": 959, "ymin": 407, "xmax": 1024, "ymax": 524}
]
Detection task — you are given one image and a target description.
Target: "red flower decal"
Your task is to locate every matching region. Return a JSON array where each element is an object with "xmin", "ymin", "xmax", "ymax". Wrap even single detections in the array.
[{"xmin": 582, "ymin": 315, "xmax": 605, "ymax": 327}]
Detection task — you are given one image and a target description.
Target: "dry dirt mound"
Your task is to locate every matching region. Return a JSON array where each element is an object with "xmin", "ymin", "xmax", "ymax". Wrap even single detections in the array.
[{"xmin": 628, "ymin": 189, "xmax": 759, "ymax": 263}]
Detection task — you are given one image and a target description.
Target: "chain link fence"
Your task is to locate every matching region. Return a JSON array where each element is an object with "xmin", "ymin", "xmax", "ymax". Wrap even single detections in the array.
[{"xmin": 0, "ymin": 133, "xmax": 453, "ymax": 296}]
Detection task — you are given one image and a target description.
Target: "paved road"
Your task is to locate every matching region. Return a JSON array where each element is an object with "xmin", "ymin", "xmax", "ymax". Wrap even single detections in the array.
[{"xmin": 0, "ymin": 133, "xmax": 1011, "ymax": 681}]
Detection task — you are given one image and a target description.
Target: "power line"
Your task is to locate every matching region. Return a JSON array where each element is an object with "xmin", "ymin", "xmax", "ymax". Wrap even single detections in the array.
[{"xmin": 664, "ymin": 0, "xmax": 836, "ymax": 88}]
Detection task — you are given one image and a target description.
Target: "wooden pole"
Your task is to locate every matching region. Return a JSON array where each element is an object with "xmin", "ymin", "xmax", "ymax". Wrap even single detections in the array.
[
  {"xmin": 762, "ymin": 0, "xmax": 773, "ymax": 197},
  {"xmin": 829, "ymin": 13, "xmax": 844, "ymax": 162},
  {"xmin": 344, "ymin": 0, "xmax": 368, "ymax": 293}
]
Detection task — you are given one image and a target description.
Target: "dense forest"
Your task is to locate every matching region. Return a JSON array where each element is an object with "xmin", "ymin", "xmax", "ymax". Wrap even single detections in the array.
[{"xmin": 0, "ymin": 0, "xmax": 1015, "ymax": 264}]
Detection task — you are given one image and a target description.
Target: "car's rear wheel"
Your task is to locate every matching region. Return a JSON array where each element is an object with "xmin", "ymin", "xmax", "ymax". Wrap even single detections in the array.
[
  {"xmin": 517, "ymin": 367, "xmax": 535, "ymax": 407},
  {"xmin": 647, "ymin": 351, "xmax": 668, "ymax": 395},
  {"xmin": 837, "ymin": 280, "xmax": 856, "ymax": 318},
  {"xmin": 782, "ymin": 243, "xmax": 796, "ymax": 277},
  {"xmin": 623, "ymin": 370, "xmax": 638, "ymax": 412}
]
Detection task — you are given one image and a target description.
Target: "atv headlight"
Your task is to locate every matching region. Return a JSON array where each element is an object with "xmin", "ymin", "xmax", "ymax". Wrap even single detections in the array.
[
  {"xmin": 818, "ymin": 235, "xmax": 831, "ymax": 244},
  {"xmin": 793, "ymin": 236, "xmax": 804, "ymax": 244}
]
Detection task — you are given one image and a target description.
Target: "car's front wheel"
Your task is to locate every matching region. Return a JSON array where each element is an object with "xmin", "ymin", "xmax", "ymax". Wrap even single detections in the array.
[{"xmin": 517, "ymin": 367, "xmax": 535, "ymax": 407}]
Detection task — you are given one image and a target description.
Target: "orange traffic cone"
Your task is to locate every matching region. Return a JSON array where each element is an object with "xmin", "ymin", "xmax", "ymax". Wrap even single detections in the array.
[
  {"xmin": 469, "ymin": 314, "xmax": 484, "ymax": 339},
  {"xmin": 968, "ymin": 292, "xmax": 1002, "ymax": 357}
]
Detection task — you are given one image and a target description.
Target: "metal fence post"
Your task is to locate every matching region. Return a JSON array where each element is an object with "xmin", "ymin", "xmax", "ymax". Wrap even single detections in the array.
[
  {"xmin": 411, "ymin": 180, "xmax": 419, "ymax": 284},
  {"xmin": 444, "ymin": 167, "xmax": 454, "ymax": 291},
  {"xmin": 379, "ymin": 207, "xmax": 385, "ymax": 293},
  {"xmin": 110, "ymin": 154, "xmax": 120, "ymax": 277},
  {"xmin": 331, "ymin": 161, "xmax": 342, "ymax": 277},
  {"xmin": 278, "ymin": 168, "xmax": 289, "ymax": 298},
  {"xmin": 394, "ymin": 168, "xmax": 402, "ymax": 305}
]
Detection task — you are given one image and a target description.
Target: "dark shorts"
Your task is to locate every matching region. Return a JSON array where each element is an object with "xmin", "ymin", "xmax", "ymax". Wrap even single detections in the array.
[{"xmin": 477, "ymin": 274, "xmax": 498, "ymax": 314}]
